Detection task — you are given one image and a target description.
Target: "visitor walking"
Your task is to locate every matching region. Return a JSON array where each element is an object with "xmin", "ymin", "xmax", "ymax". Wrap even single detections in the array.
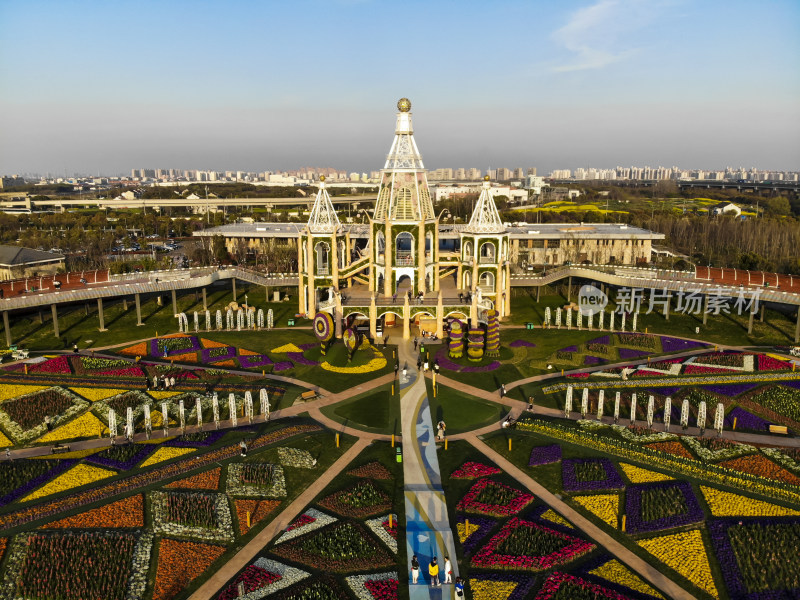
[
  {"xmin": 417, "ymin": 357, "xmax": 422, "ymax": 371},
  {"xmin": 240, "ymin": 440, "xmax": 247, "ymax": 457},
  {"xmin": 153, "ymin": 375, "xmax": 159, "ymax": 390},
  {"xmin": 444, "ymin": 556, "xmax": 453, "ymax": 584},
  {"xmin": 436, "ymin": 420, "xmax": 446, "ymax": 441},
  {"xmin": 413, "ymin": 336, "xmax": 418, "ymax": 350},
  {"xmin": 394, "ymin": 362, "xmax": 399, "ymax": 376},
  {"xmin": 455, "ymin": 577, "xmax": 465, "ymax": 597},
  {"xmin": 169, "ymin": 376, "xmax": 176, "ymax": 388},
  {"xmin": 44, "ymin": 415, "xmax": 52, "ymax": 432},
  {"xmin": 428, "ymin": 557, "xmax": 440, "ymax": 587},
  {"xmin": 500, "ymin": 384, "xmax": 506, "ymax": 398},
  {"xmin": 5, "ymin": 448, "xmax": 11, "ymax": 461},
  {"xmin": 411, "ymin": 555, "xmax": 420, "ymax": 584}
]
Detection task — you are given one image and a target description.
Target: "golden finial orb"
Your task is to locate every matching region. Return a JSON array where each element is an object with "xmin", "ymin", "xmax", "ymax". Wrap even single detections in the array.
[
  {"xmin": 319, "ymin": 175, "xmax": 325, "ymax": 182},
  {"xmin": 397, "ymin": 98, "xmax": 411, "ymax": 112},
  {"xmin": 484, "ymin": 175, "xmax": 491, "ymax": 181}
]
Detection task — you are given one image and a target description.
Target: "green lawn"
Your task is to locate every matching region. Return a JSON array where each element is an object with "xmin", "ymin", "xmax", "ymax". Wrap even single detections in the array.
[
  {"xmin": 424, "ymin": 381, "xmax": 506, "ymax": 434},
  {"xmin": 321, "ymin": 384, "xmax": 401, "ymax": 435}
]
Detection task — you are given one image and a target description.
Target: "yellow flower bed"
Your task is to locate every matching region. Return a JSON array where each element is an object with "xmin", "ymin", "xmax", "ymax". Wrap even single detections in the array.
[
  {"xmin": 0, "ymin": 384, "xmax": 48, "ymax": 403},
  {"xmin": 148, "ymin": 391, "xmax": 183, "ymax": 400},
  {"xmin": 637, "ymin": 529, "xmax": 717, "ymax": 597},
  {"xmin": 469, "ymin": 580, "xmax": 518, "ymax": 599},
  {"xmin": 700, "ymin": 486, "xmax": 800, "ymax": 517},
  {"xmin": 619, "ymin": 462, "xmax": 673, "ymax": 484},
  {"xmin": 320, "ymin": 347, "xmax": 387, "ymax": 374},
  {"xmin": 0, "ymin": 430, "xmax": 12, "ymax": 448},
  {"xmin": 23, "ymin": 464, "xmax": 115, "ymax": 502},
  {"xmin": 572, "ymin": 494, "xmax": 619, "ymax": 528},
  {"xmin": 30, "ymin": 447, "xmax": 104, "ymax": 460},
  {"xmin": 69, "ymin": 387, "xmax": 127, "ymax": 403},
  {"xmin": 139, "ymin": 446, "xmax": 195, "ymax": 468},
  {"xmin": 271, "ymin": 343, "xmax": 303, "ymax": 353},
  {"xmin": 457, "ymin": 520, "xmax": 480, "ymax": 543},
  {"xmin": 540, "ymin": 509, "xmax": 574, "ymax": 529},
  {"xmin": 38, "ymin": 411, "xmax": 107, "ymax": 443},
  {"xmin": 589, "ymin": 559, "xmax": 664, "ymax": 599}
]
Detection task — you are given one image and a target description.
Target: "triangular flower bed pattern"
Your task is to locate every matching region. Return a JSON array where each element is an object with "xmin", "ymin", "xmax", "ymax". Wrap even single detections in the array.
[
  {"xmin": 624, "ymin": 481, "xmax": 704, "ymax": 533},
  {"xmin": 317, "ymin": 480, "xmax": 391, "ymax": 518},
  {"xmin": 0, "ymin": 459, "xmax": 77, "ymax": 506},
  {"xmin": 472, "ymin": 517, "xmax": 595, "ymax": 572},
  {"xmin": 40, "ymin": 494, "xmax": 144, "ymax": 529},
  {"xmin": 217, "ymin": 558, "xmax": 309, "ymax": 600},
  {"xmin": 535, "ymin": 571, "xmax": 640, "ymax": 599},
  {"xmin": 456, "ymin": 479, "xmax": 534, "ymax": 517},
  {"xmin": 562, "ymin": 458, "xmax": 625, "ymax": 492},
  {"xmin": 451, "ymin": 461, "xmax": 502, "ymax": 479},
  {"xmin": 270, "ymin": 521, "xmax": 395, "ymax": 573},
  {"xmin": 234, "ymin": 499, "xmax": 282, "ymax": 536},
  {"xmin": 455, "ymin": 514, "xmax": 497, "ymax": 555},
  {"xmin": 152, "ymin": 538, "xmax": 226, "ymax": 600},
  {"xmin": 468, "ymin": 572, "xmax": 538, "ymax": 600},
  {"xmin": 346, "ymin": 461, "xmax": 393, "ymax": 480},
  {"xmin": 165, "ymin": 467, "xmax": 221, "ymax": 491},
  {"xmin": 579, "ymin": 553, "xmax": 665, "ymax": 599}
]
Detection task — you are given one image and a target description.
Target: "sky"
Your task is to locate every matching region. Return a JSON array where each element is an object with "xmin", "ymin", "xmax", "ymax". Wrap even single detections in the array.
[{"xmin": 1, "ymin": 0, "xmax": 798, "ymax": 176}]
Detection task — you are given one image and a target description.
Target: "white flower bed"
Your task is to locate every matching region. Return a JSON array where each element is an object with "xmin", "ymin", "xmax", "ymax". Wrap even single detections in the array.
[
  {"xmin": 577, "ymin": 419, "xmax": 609, "ymax": 431},
  {"xmin": 365, "ymin": 514, "xmax": 398, "ymax": 553},
  {"xmin": 234, "ymin": 558, "xmax": 310, "ymax": 599},
  {"xmin": 150, "ymin": 491, "xmax": 235, "ymax": 543},
  {"xmin": 275, "ymin": 508, "xmax": 337, "ymax": 544},
  {"xmin": 345, "ymin": 572, "xmax": 399, "ymax": 600},
  {"xmin": 277, "ymin": 447, "xmax": 317, "ymax": 469},
  {"xmin": 610, "ymin": 424, "xmax": 677, "ymax": 443},
  {"xmin": 0, "ymin": 386, "xmax": 89, "ymax": 445},
  {"xmin": 761, "ymin": 447, "xmax": 800, "ymax": 474},
  {"xmin": 226, "ymin": 463, "xmax": 287, "ymax": 498},
  {"xmin": 92, "ymin": 390, "xmax": 152, "ymax": 432},
  {"xmin": 127, "ymin": 531, "xmax": 154, "ymax": 600},
  {"xmin": 688, "ymin": 354, "xmax": 755, "ymax": 372},
  {"xmin": 682, "ymin": 436, "xmax": 757, "ymax": 462}
]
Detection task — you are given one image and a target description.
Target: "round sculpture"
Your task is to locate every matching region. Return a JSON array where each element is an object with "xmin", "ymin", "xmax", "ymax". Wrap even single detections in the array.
[
  {"xmin": 397, "ymin": 97, "xmax": 411, "ymax": 112},
  {"xmin": 343, "ymin": 328, "xmax": 360, "ymax": 353},
  {"xmin": 313, "ymin": 312, "xmax": 334, "ymax": 342}
]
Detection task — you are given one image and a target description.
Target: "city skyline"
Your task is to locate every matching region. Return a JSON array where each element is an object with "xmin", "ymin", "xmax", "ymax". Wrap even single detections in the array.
[{"xmin": 1, "ymin": 0, "xmax": 798, "ymax": 175}]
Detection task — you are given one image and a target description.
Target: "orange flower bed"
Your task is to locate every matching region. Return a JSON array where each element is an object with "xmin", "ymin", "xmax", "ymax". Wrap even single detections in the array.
[
  {"xmin": 163, "ymin": 333, "xmax": 190, "ymax": 339},
  {"xmin": 646, "ymin": 441, "xmax": 694, "ymax": 460},
  {"xmin": 720, "ymin": 454, "xmax": 800, "ymax": 485},
  {"xmin": 238, "ymin": 348, "xmax": 259, "ymax": 356},
  {"xmin": 213, "ymin": 359, "xmax": 237, "ymax": 368},
  {"xmin": 234, "ymin": 499, "xmax": 281, "ymax": 535},
  {"xmin": 0, "ymin": 538, "xmax": 6, "ymax": 561},
  {"xmin": 153, "ymin": 539, "xmax": 226, "ymax": 600},
  {"xmin": 119, "ymin": 342, "xmax": 148, "ymax": 357},
  {"xmin": 168, "ymin": 352, "xmax": 198, "ymax": 363},
  {"xmin": 165, "ymin": 467, "xmax": 221, "ymax": 491},
  {"xmin": 200, "ymin": 338, "xmax": 229, "ymax": 349},
  {"xmin": 41, "ymin": 494, "xmax": 144, "ymax": 529}
]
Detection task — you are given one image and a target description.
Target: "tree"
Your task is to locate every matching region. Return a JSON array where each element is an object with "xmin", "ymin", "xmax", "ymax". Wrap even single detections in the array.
[{"xmin": 211, "ymin": 235, "xmax": 229, "ymax": 263}]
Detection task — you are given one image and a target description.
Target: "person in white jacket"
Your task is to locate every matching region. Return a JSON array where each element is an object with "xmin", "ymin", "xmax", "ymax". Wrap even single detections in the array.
[{"xmin": 443, "ymin": 556, "xmax": 453, "ymax": 584}]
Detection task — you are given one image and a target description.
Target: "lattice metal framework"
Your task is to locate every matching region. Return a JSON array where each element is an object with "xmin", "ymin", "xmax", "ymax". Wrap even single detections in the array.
[
  {"xmin": 306, "ymin": 178, "xmax": 340, "ymax": 233},
  {"xmin": 464, "ymin": 177, "xmax": 506, "ymax": 234}
]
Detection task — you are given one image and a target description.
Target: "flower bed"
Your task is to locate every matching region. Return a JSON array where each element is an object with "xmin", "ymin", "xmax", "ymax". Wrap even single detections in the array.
[
  {"xmin": 758, "ymin": 354, "xmax": 792, "ymax": 371},
  {"xmin": 701, "ymin": 485, "xmax": 800, "ymax": 517},
  {"xmin": 467, "ymin": 572, "xmax": 538, "ymax": 600},
  {"xmin": 277, "ymin": 447, "xmax": 317, "ymax": 469},
  {"xmin": 347, "ymin": 461, "xmax": 393, "ymax": 480},
  {"xmin": 683, "ymin": 436, "xmax": 757, "ymax": 462},
  {"xmin": 227, "ymin": 463, "xmax": 287, "ymax": 498},
  {"xmin": 201, "ymin": 346, "xmax": 236, "ymax": 363},
  {"xmin": 1, "ymin": 530, "xmax": 152, "ymax": 600},
  {"xmin": 723, "ymin": 406, "xmax": 772, "ymax": 431},
  {"xmin": 346, "ymin": 572, "xmax": 399, "ymax": 600},
  {"xmin": 584, "ymin": 556, "xmax": 666, "ymax": 599},
  {"xmin": 509, "ymin": 339, "xmax": 536, "ymax": 347},
  {"xmin": 88, "ymin": 444, "xmax": 156, "ymax": 470},
  {"xmin": 234, "ymin": 498, "xmax": 282, "ymax": 535},
  {"xmin": 166, "ymin": 430, "xmax": 227, "ymax": 447},
  {"xmin": 0, "ymin": 459, "xmax": 76, "ymax": 506},
  {"xmin": 42, "ymin": 494, "xmax": 144, "ymax": 529},
  {"xmin": 534, "ymin": 571, "xmax": 632, "ymax": 600},
  {"xmin": 617, "ymin": 333, "xmax": 657, "ymax": 350},
  {"xmin": 561, "ymin": 458, "xmax": 624, "ymax": 492},
  {"xmin": 38, "ymin": 410, "xmax": 108, "ymax": 443},
  {"xmin": 276, "ymin": 508, "xmax": 337, "ymax": 544},
  {"xmin": 637, "ymin": 529, "xmax": 717, "ymax": 597},
  {"xmin": 529, "ymin": 444, "xmax": 562, "ymax": 466},
  {"xmin": 81, "ymin": 357, "xmax": 131, "ymax": 370},
  {"xmin": 472, "ymin": 517, "xmax": 595, "ymax": 572},
  {"xmin": 451, "ymin": 461, "xmax": 502, "ymax": 479},
  {"xmin": 456, "ymin": 514, "xmax": 496, "ymax": 555},
  {"xmin": 625, "ymin": 481, "xmax": 704, "ymax": 533},
  {"xmin": 709, "ymin": 518, "xmax": 800, "ymax": 599},
  {"xmin": 701, "ymin": 382, "xmax": 760, "ymax": 397},
  {"xmin": 684, "ymin": 364, "xmax": 741, "ymax": 375},
  {"xmin": 151, "ymin": 490, "xmax": 234, "ymax": 543},
  {"xmin": 644, "ymin": 440, "xmax": 693, "ymax": 460},
  {"xmin": 23, "ymin": 463, "xmax": 116, "ymax": 502},
  {"xmin": 659, "ymin": 336, "xmax": 708, "ymax": 352},
  {"xmin": 365, "ymin": 514, "xmax": 398, "ymax": 553},
  {"xmin": 749, "ymin": 385, "xmax": 800, "ymax": 422},
  {"xmin": 152, "ymin": 538, "xmax": 226, "ymax": 600},
  {"xmin": 0, "ymin": 386, "xmax": 88, "ymax": 444},
  {"xmin": 461, "ymin": 361, "xmax": 502, "ymax": 373},
  {"xmin": 456, "ymin": 479, "xmax": 534, "ymax": 517},
  {"xmin": 720, "ymin": 454, "xmax": 800, "ymax": 485},
  {"xmin": 165, "ymin": 467, "xmax": 221, "ymax": 491},
  {"xmin": 271, "ymin": 522, "xmax": 395, "ymax": 573},
  {"xmin": 571, "ymin": 494, "xmax": 619, "ymax": 528},
  {"xmin": 217, "ymin": 558, "xmax": 310, "ymax": 600},
  {"xmin": 584, "ymin": 355, "xmax": 604, "ymax": 366},
  {"xmin": 618, "ymin": 348, "xmax": 650, "ymax": 360},
  {"xmin": 318, "ymin": 480, "xmax": 391, "ymax": 518}
]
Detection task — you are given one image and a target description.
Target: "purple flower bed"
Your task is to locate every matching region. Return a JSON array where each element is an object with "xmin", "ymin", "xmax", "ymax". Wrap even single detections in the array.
[
  {"xmin": 238, "ymin": 354, "xmax": 273, "ymax": 368},
  {"xmin": 273, "ymin": 361, "xmax": 293, "ymax": 372},
  {"xmin": 287, "ymin": 352, "xmax": 318, "ymax": 366},
  {"xmin": 724, "ymin": 406, "xmax": 772, "ymax": 431},
  {"xmin": 625, "ymin": 481, "xmax": 704, "ymax": 533},
  {"xmin": 660, "ymin": 336, "xmax": 709, "ymax": 353},
  {"xmin": 529, "ymin": 444, "xmax": 562, "ymax": 466},
  {"xmin": 562, "ymin": 458, "xmax": 624, "ymax": 491},
  {"xmin": 88, "ymin": 446, "xmax": 155, "ymax": 471},
  {"xmin": 509, "ymin": 339, "xmax": 536, "ymax": 348},
  {"xmin": 702, "ymin": 383, "xmax": 760, "ymax": 397},
  {"xmin": 559, "ymin": 345, "xmax": 579, "ymax": 353},
  {"xmin": 456, "ymin": 514, "xmax": 496, "ymax": 555},
  {"xmin": 461, "ymin": 361, "xmax": 501, "ymax": 373},
  {"xmin": 584, "ymin": 355, "xmax": 604, "ymax": 365},
  {"xmin": 618, "ymin": 348, "xmax": 651, "ymax": 360},
  {"xmin": 466, "ymin": 572, "xmax": 536, "ymax": 600},
  {"xmin": 0, "ymin": 459, "xmax": 78, "ymax": 506},
  {"xmin": 708, "ymin": 518, "xmax": 800, "ymax": 600},
  {"xmin": 648, "ymin": 386, "xmax": 682, "ymax": 396},
  {"xmin": 781, "ymin": 380, "xmax": 800, "ymax": 391},
  {"xmin": 435, "ymin": 347, "xmax": 463, "ymax": 372},
  {"xmin": 299, "ymin": 343, "xmax": 318, "ymax": 350},
  {"xmin": 201, "ymin": 346, "xmax": 237, "ymax": 363},
  {"xmin": 588, "ymin": 335, "xmax": 610, "ymax": 345},
  {"xmin": 577, "ymin": 553, "xmax": 664, "ymax": 600},
  {"xmin": 166, "ymin": 430, "xmax": 227, "ymax": 447}
]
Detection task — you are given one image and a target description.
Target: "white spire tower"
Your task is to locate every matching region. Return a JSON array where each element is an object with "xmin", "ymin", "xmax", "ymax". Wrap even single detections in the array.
[
  {"xmin": 306, "ymin": 176, "xmax": 340, "ymax": 233},
  {"xmin": 464, "ymin": 176, "xmax": 506, "ymax": 234}
]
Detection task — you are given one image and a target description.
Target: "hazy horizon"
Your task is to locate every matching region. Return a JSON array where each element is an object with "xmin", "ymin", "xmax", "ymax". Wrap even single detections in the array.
[{"xmin": 1, "ymin": 0, "xmax": 798, "ymax": 175}]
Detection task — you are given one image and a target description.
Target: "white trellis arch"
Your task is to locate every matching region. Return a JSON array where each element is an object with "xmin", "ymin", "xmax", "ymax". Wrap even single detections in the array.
[
  {"xmin": 226, "ymin": 309, "xmax": 234, "ymax": 330},
  {"xmin": 216, "ymin": 310, "xmax": 223, "ymax": 330}
]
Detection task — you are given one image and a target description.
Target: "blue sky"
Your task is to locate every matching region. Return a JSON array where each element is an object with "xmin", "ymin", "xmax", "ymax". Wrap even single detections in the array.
[{"xmin": 1, "ymin": 0, "xmax": 798, "ymax": 175}]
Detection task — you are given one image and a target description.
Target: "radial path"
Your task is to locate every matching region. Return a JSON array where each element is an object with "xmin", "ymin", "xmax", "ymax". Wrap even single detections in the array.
[{"xmin": 398, "ymin": 340, "xmax": 458, "ymax": 599}]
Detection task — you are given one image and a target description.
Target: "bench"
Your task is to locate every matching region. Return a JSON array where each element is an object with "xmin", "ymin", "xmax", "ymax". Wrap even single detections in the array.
[
  {"xmin": 769, "ymin": 425, "xmax": 789, "ymax": 435},
  {"xmin": 51, "ymin": 444, "xmax": 72, "ymax": 454},
  {"xmin": 300, "ymin": 390, "xmax": 319, "ymax": 401}
]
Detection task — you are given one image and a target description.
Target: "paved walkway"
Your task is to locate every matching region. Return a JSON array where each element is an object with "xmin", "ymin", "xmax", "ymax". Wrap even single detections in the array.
[
  {"xmin": 188, "ymin": 437, "xmax": 371, "ymax": 600},
  {"xmin": 399, "ymin": 340, "xmax": 458, "ymax": 599},
  {"xmin": 466, "ymin": 435, "xmax": 697, "ymax": 600}
]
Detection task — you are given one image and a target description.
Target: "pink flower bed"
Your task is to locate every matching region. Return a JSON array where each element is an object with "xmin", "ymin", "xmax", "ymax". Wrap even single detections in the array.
[
  {"xmin": 472, "ymin": 518, "xmax": 595, "ymax": 572},
  {"xmin": 456, "ymin": 479, "xmax": 534, "ymax": 517},
  {"xmin": 28, "ymin": 356, "xmax": 72, "ymax": 374},
  {"xmin": 94, "ymin": 367, "xmax": 145, "ymax": 378},
  {"xmin": 364, "ymin": 578, "xmax": 398, "ymax": 599},
  {"xmin": 758, "ymin": 355, "xmax": 792, "ymax": 371},
  {"xmin": 566, "ymin": 373, "xmax": 590, "ymax": 379},
  {"xmin": 631, "ymin": 370, "xmax": 669, "ymax": 377},
  {"xmin": 286, "ymin": 514, "xmax": 315, "ymax": 531},
  {"xmin": 451, "ymin": 462, "xmax": 502, "ymax": 479},
  {"xmin": 684, "ymin": 364, "xmax": 739, "ymax": 375}
]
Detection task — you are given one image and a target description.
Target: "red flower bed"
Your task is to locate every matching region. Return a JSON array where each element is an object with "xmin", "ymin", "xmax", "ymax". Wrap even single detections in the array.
[
  {"xmin": 456, "ymin": 479, "xmax": 534, "ymax": 517},
  {"xmin": 287, "ymin": 514, "xmax": 316, "ymax": 531},
  {"xmin": 94, "ymin": 367, "xmax": 146, "ymax": 378},
  {"xmin": 381, "ymin": 518, "xmax": 397, "ymax": 539},
  {"xmin": 218, "ymin": 566, "xmax": 280, "ymax": 600},
  {"xmin": 451, "ymin": 461, "xmax": 502, "ymax": 479},
  {"xmin": 684, "ymin": 364, "xmax": 740, "ymax": 375},
  {"xmin": 365, "ymin": 577, "xmax": 399, "ymax": 599},
  {"xmin": 347, "ymin": 461, "xmax": 393, "ymax": 480},
  {"xmin": 759, "ymin": 355, "xmax": 792, "ymax": 371}
]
